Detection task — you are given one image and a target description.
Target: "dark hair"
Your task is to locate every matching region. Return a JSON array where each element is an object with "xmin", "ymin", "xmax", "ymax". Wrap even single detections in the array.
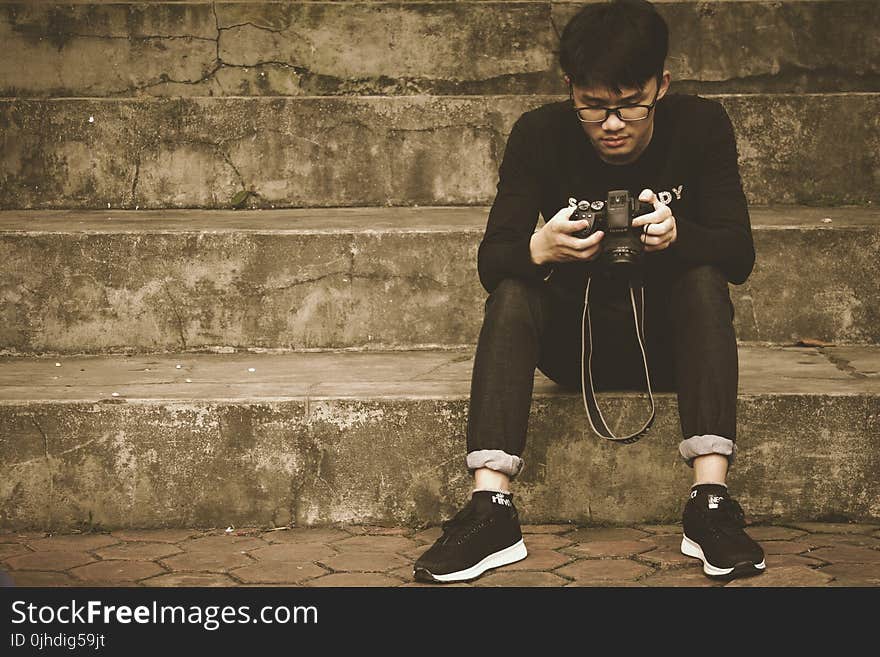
[{"xmin": 559, "ymin": 0, "xmax": 668, "ymax": 94}]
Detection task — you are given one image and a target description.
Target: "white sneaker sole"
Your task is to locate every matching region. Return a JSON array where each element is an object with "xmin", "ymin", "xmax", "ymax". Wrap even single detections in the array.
[
  {"xmin": 415, "ymin": 539, "xmax": 528, "ymax": 583},
  {"xmin": 681, "ymin": 535, "xmax": 766, "ymax": 578}
]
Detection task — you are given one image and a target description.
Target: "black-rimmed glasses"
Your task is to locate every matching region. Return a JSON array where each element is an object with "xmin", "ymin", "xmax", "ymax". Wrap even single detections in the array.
[{"xmin": 569, "ymin": 83, "xmax": 660, "ymax": 123}]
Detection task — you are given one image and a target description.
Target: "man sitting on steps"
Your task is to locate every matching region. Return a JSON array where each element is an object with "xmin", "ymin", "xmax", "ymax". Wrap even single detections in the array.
[{"xmin": 413, "ymin": 0, "xmax": 765, "ymax": 583}]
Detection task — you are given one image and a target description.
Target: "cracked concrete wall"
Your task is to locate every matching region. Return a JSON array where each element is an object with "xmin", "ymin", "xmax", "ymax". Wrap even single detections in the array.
[
  {"xmin": 1, "ymin": 394, "xmax": 878, "ymax": 529},
  {"xmin": 1, "ymin": 94, "xmax": 878, "ymax": 209},
  {"xmin": 1, "ymin": 2, "xmax": 877, "ymax": 97},
  {"xmin": 1, "ymin": 220, "xmax": 877, "ymax": 354}
]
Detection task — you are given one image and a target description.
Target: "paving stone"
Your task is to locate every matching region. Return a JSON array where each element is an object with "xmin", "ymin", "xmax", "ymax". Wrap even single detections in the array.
[
  {"xmin": 347, "ymin": 525, "xmax": 412, "ymax": 536},
  {"xmin": 142, "ymin": 573, "xmax": 238, "ymax": 587},
  {"xmin": 474, "ymin": 571, "xmax": 567, "ymax": 587},
  {"xmin": 0, "ymin": 531, "xmax": 48, "ymax": 543},
  {"xmin": 400, "ymin": 545, "xmax": 428, "ymax": 561},
  {"xmin": 556, "ymin": 559, "xmax": 653, "ymax": 582},
  {"xmin": 641, "ymin": 570, "xmax": 723, "ymax": 587},
  {"xmin": 743, "ymin": 526, "xmax": 807, "ymax": 541},
  {"xmin": 801, "ymin": 533, "xmax": 880, "ymax": 549},
  {"xmin": 5, "ymin": 550, "xmax": 95, "ymax": 571},
  {"xmin": 5, "ymin": 571, "xmax": 79, "ymax": 587},
  {"xmin": 637, "ymin": 549, "xmax": 696, "ymax": 569},
  {"xmin": 249, "ymin": 543, "xmax": 336, "ymax": 563},
  {"xmin": 564, "ymin": 580, "xmax": 645, "ymax": 587},
  {"xmin": 762, "ymin": 540, "xmax": 814, "ymax": 555},
  {"xmin": 0, "ymin": 543, "xmax": 30, "ymax": 560},
  {"xmin": 567, "ymin": 528, "xmax": 650, "ymax": 543},
  {"xmin": 810, "ymin": 545, "xmax": 880, "ymax": 564},
  {"xmin": 820, "ymin": 563, "xmax": 880, "ymax": 586},
  {"xmin": 640, "ymin": 534, "xmax": 682, "ymax": 551},
  {"xmin": 231, "ymin": 562, "xmax": 327, "ymax": 585},
  {"xmin": 262, "ymin": 528, "xmax": 351, "ymax": 544},
  {"xmin": 788, "ymin": 522, "xmax": 880, "ymax": 535},
  {"xmin": 765, "ymin": 554, "xmax": 826, "ymax": 569},
  {"xmin": 399, "ymin": 581, "xmax": 471, "ymax": 588},
  {"xmin": 95, "ymin": 542, "xmax": 182, "ymax": 561},
  {"xmin": 110, "ymin": 529, "xmax": 199, "ymax": 543},
  {"xmin": 161, "ymin": 550, "xmax": 253, "ymax": 572},
  {"xmin": 333, "ymin": 535, "xmax": 418, "ymax": 553},
  {"xmin": 320, "ymin": 551, "xmax": 410, "ymax": 573},
  {"xmin": 522, "ymin": 534, "xmax": 572, "ymax": 550},
  {"xmin": 522, "ymin": 524, "xmax": 576, "ymax": 535},
  {"xmin": 305, "ymin": 573, "xmax": 400, "ymax": 587},
  {"xmin": 411, "ymin": 527, "xmax": 443, "ymax": 544},
  {"xmin": 27, "ymin": 534, "xmax": 120, "ymax": 552},
  {"xmin": 635, "ymin": 524, "xmax": 681, "ymax": 535},
  {"xmin": 726, "ymin": 566, "xmax": 833, "ymax": 587},
  {"xmin": 387, "ymin": 566, "xmax": 416, "ymax": 581},
  {"xmin": 71, "ymin": 560, "xmax": 164, "ymax": 583},
  {"xmin": 503, "ymin": 549, "xmax": 572, "ymax": 572},
  {"xmin": 181, "ymin": 535, "xmax": 267, "ymax": 553},
  {"xmin": 564, "ymin": 540, "xmax": 654, "ymax": 559}
]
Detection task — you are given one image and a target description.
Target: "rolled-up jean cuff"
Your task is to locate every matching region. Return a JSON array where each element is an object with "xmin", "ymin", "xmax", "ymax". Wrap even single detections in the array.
[
  {"xmin": 466, "ymin": 449, "xmax": 524, "ymax": 478},
  {"xmin": 678, "ymin": 434, "xmax": 736, "ymax": 467}
]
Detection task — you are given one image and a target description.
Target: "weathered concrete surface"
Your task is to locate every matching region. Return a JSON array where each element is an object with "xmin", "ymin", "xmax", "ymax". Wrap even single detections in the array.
[
  {"xmin": 0, "ymin": 346, "xmax": 878, "ymax": 529},
  {"xmin": 0, "ymin": 206, "xmax": 877, "ymax": 354},
  {"xmin": 1, "ymin": 94, "xmax": 878, "ymax": 209},
  {"xmin": 1, "ymin": 2, "xmax": 877, "ymax": 97},
  {"xmin": 3, "ymin": 522, "xmax": 878, "ymax": 587}
]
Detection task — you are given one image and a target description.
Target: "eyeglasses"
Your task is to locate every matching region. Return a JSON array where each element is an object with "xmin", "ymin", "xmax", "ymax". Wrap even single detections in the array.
[{"xmin": 569, "ymin": 83, "xmax": 661, "ymax": 123}]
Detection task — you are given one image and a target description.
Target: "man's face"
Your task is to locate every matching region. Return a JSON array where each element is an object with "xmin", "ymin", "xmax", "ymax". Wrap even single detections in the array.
[{"xmin": 568, "ymin": 72, "xmax": 670, "ymax": 165}]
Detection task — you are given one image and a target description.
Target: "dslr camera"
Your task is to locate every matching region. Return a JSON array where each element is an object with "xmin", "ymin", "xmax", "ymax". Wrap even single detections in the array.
[{"xmin": 569, "ymin": 189, "xmax": 653, "ymax": 270}]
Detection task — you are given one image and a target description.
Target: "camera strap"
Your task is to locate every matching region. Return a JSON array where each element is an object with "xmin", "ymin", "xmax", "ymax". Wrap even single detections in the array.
[{"xmin": 579, "ymin": 274, "xmax": 655, "ymax": 444}]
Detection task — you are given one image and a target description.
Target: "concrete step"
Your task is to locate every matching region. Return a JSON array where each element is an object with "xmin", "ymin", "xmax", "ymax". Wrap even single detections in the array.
[
  {"xmin": 1, "ymin": 345, "xmax": 878, "ymax": 529},
  {"xmin": 1, "ymin": 1, "xmax": 876, "ymax": 97},
  {"xmin": 1, "ymin": 206, "xmax": 877, "ymax": 354},
  {"xmin": 1, "ymin": 93, "xmax": 879, "ymax": 209}
]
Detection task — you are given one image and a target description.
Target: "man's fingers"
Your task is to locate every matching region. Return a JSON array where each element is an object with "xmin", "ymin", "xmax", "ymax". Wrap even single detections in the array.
[
  {"xmin": 551, "ymin": 205, "xmax": 578, "ymax": 223},
  {"xmin": 565, "ymin": 230, "xmax": 604, "ymax": 250},
  {"xmin": 639, "ymin": 188, "xmax": 657, "ymax": 205},
  {"xmin": 632, "ymin": 203, "xmax": 672, "ymax": 228},
  {"xmin": 640, "ymin": 215, "xmax": 674, "ymax": 235}
]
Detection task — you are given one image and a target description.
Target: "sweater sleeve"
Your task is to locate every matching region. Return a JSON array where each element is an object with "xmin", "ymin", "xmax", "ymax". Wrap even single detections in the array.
[
  {"xmin": 477, "ymin": 114, "xmax": 554, "ymax": 295},
  {"xmin": 667, "ymin": 101, "xmax": 756, "ymax": 285}
]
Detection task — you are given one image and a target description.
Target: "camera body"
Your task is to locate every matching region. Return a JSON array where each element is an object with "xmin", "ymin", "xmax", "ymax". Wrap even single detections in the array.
[{"xmin": 569, "ymin": 189, "xmax": 653, "ymax": 269}]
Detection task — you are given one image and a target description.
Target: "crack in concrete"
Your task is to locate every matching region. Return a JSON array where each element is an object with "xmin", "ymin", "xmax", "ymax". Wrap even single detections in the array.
[
  {"xmin": 820, "ymin": 350, "xmax": 869, "ymax": 379},
  {"xmin": 549, "ymin": 11, "xmax": 562, "ymax": 42},
  {"xmin": 218, "ymin": 21, "xmax": 287, "ymax": 35},
  {"xmin": 161, "ymin": 281, "xmax": 188, "ymax": 350},
  {"xmin": 59, "ymin": 33, "xmax": 217, "ymax": 42},
  {"xmin": 129, "ymin": 157, "xmax": 140, "ymax": 207},
  {"xmin": 211, "ymin": 2, "xmax": 221, "ymax": 62},
  {"xmin": 410, "ymin": 353, "xmax": 473, "ymax": 381},
  {"xmin": 30, "ymin": 415, "xmax": 53, "ymax": 527}
]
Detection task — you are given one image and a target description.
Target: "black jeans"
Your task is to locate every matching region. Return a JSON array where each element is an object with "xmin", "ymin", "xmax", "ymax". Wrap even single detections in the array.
[{"xmin": 465, "ymin": 264, "xmax": 739, "ymax": 478}]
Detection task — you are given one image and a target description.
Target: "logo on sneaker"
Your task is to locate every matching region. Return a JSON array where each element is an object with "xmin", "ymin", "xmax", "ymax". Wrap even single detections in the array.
[
  {"xmin": 491, "ymin": 493, "xmax": 512, "ymax": 507},
  {"xmin": 690, "ymin": 490, "xmax": 698, "ymax": 499},
  {"xmin": 708, "ymin": 494, "xmax": 724, "ymax": 509}
]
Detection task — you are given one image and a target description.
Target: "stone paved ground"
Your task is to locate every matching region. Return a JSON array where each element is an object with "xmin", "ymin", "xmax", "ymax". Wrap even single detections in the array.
[{"xmin": 1, "ymin": 522, "xmax": 878, "ymax": 588}]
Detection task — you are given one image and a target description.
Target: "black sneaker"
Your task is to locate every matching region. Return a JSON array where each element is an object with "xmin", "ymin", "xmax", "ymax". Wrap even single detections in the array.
[
  {"xmin": 681, "ymin": 484, "xmax": 766, "ymax": 580},
  {"xmin": 413, "ymin": 490, "xmax": 527, "ymax": 583}
]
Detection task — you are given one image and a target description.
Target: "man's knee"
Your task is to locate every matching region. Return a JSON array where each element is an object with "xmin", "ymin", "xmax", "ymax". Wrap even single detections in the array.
[
  {"xmin": 485, "ymin": 277, "xmax": 542, "ymax": 320},
  {"xmin": 672, "ymin": 265, "xmax": 733, "ymax": 321}
]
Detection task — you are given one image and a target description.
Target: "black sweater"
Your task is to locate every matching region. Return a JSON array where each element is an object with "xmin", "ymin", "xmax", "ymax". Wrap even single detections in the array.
[{"xmin": 477, "ymin": 93, "xmax": 756, "ymax": 295}]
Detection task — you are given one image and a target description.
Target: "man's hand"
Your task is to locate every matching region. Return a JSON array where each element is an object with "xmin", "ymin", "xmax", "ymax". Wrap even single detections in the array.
[
  {"xmin": 530, "ymin": 205, "xmax": 605, "ymax": 265},
  {"xmin": 632, "ymin": 188, "xmax": 677, "ymax": 253}
]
